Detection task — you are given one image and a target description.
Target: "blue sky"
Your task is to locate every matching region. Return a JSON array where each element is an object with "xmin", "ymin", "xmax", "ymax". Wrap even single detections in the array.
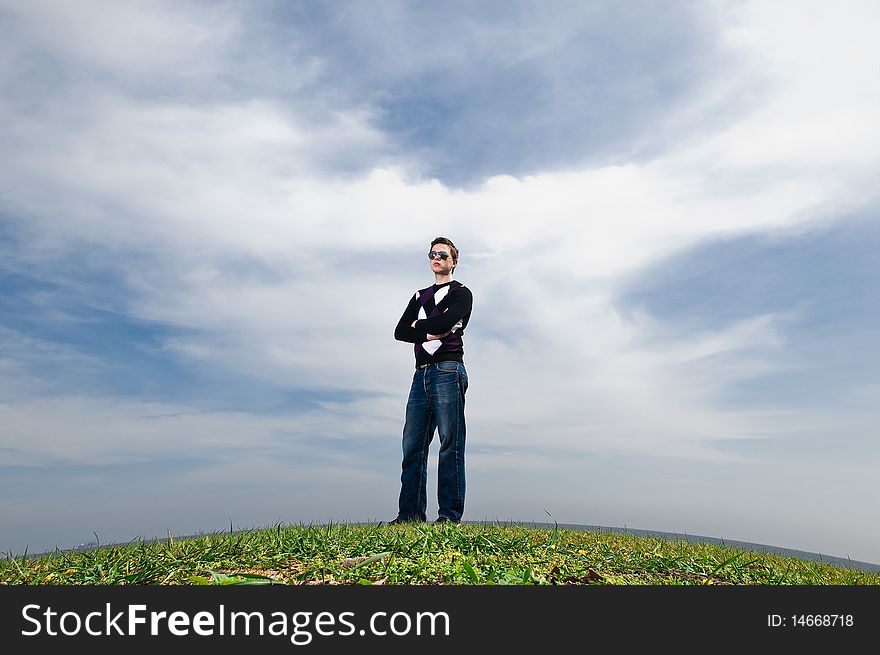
[{"xmin": 1, "ymin": 0, "xmax": 879, "ymax": 564}]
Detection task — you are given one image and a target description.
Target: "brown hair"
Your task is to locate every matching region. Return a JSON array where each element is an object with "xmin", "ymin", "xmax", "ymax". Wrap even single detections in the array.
[{"xmin": 430, "ymin": 236, "xmax": 459, "ymax": 272}]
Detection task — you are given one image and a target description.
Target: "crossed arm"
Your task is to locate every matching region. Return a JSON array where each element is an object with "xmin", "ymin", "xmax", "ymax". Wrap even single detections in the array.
[
  {"xmin": 414, "ymin": 321, "xmax": 451, "ymax": 341},
  {"xmin": 394, "ymin": 288, "xmax": 472, "ymax": 344}
]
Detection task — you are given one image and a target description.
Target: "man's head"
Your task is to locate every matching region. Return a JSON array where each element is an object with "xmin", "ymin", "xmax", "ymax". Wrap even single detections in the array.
[{"xmin": 428, "ymin": 236, "xmax": 458, "ymax": 275}]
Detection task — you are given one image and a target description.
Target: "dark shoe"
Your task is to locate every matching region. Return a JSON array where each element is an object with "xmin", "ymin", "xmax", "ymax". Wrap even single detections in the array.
[
  {"xmin": 433, "ymin": 516, "xmax": 459, "ymax": 525},
  {"xmin": 381, "ymin": 517, "xmax": 413, "ymax": 526}
]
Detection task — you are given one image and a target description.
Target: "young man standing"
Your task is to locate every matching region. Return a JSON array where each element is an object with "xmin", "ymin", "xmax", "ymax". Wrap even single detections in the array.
[{"xmin": 390, "ymin": 237, "xmax": 473, "ymax": 524}]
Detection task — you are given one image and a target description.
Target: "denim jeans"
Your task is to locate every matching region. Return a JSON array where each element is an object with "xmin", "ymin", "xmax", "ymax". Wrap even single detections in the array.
[{"xmin": 397, "ymin": 360, "xmax": 468, "ymax": 522}]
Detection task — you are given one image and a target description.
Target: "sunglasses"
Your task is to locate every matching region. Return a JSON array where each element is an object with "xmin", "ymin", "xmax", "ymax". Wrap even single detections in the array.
[{"xmin": 428, "ymin": 251, "xmax": 451, "ymax": 261}]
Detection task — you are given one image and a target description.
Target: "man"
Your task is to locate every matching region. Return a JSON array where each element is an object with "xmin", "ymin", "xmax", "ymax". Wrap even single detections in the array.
[{"xmin": 390, "ymin": 236, "xmax": 473, "ymax": 525}]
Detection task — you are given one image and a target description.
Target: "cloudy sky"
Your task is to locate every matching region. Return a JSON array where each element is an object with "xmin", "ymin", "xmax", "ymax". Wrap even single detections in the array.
[{"xmin": 2, "ymin": 0, "xmax": 878, "ymax": 564}]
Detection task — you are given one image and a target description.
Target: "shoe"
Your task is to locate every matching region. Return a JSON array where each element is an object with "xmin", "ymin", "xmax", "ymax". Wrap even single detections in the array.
[
  {"xmin": 380, "ymin": 517, "xmax": 414, "ymax": 526},
  {"xmin": 433, "ymin": 516, "xmax": 459, "ymax": 525}
]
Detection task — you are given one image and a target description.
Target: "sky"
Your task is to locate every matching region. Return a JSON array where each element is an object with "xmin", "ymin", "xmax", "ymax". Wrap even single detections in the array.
[{"xmin": 1, "ymin": 0, "xmax": 878, "ymax": 564}]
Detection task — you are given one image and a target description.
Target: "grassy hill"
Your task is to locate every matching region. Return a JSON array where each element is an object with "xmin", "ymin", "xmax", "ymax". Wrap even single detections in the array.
[{"xmin": 3, "ymin": 522, "xmax": 878, "ymax": 585}]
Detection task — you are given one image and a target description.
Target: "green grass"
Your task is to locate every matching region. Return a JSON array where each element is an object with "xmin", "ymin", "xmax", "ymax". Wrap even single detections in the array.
[{"xmin": 2, "ymin": 522, "xmax": 878, "ymax": 585}]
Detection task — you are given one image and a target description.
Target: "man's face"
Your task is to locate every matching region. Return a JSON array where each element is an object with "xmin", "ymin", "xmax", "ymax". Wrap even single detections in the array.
[{"xmin": 428, "ymin": 244, "xmax": 455, "ymax": 275}]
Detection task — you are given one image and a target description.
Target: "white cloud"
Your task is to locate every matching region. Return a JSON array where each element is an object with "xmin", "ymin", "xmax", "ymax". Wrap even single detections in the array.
[
  {"xmin": 0, "ymin": 396, "xmax": 279, "ymax": 466},
  {"xmin": 0, "ymin": 0, "xmax": 235, "ymax": 77}
]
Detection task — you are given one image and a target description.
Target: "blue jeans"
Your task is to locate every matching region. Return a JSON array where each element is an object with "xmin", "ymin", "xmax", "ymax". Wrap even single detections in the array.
[{"xmin": 397, "ymin": 361, "xmax": 468, "ymax": 522}]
